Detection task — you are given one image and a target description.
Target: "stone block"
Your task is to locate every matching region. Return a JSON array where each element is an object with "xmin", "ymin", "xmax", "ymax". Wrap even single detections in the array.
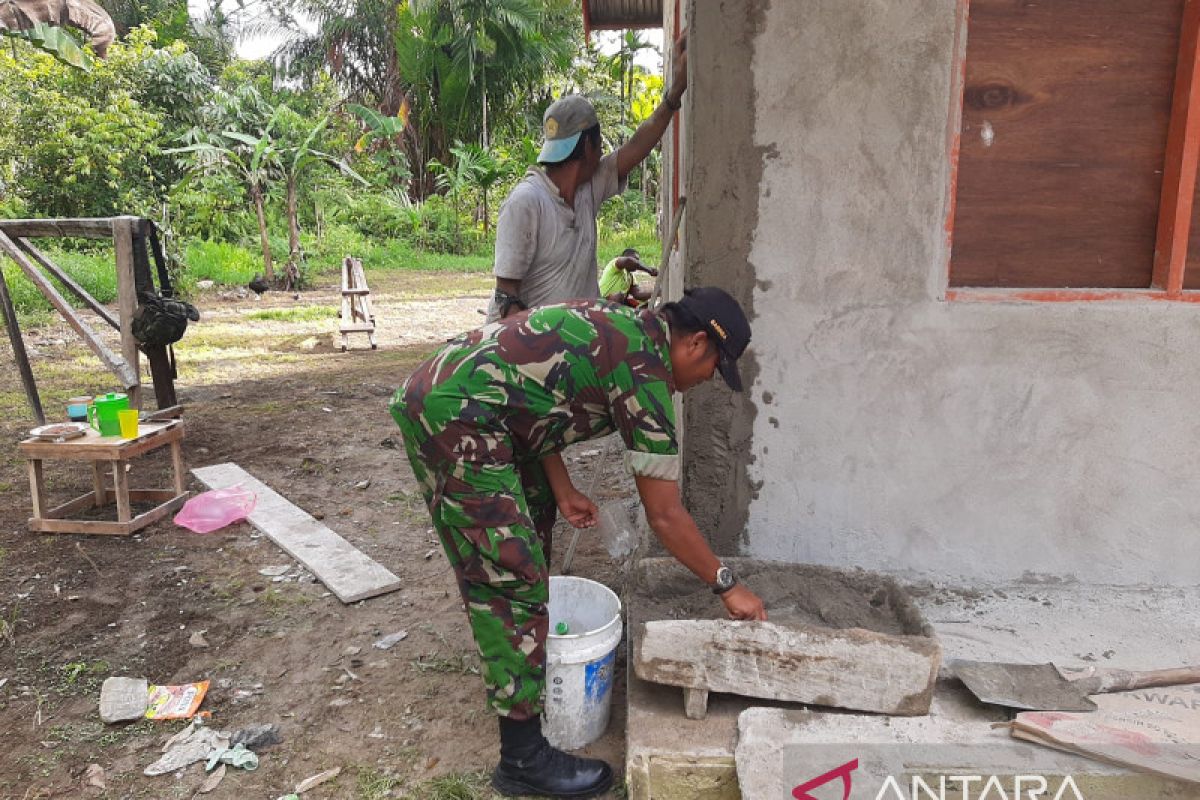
[
  {"xmin": 629, "ymin": 558, "xmax": 940, "ymax": 717},
  {"xmin": 635, "ymin": 618, "xmax": 940, "ymax": 717},
  {"xmin": 98, "ymin": 677, "xmax": 148, "ymax": 723}
]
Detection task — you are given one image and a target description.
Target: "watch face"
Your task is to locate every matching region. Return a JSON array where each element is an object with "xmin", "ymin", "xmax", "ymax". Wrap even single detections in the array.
[{"xmin": 715, "ymin": 566, "xmax": 734, "ymax": 590}]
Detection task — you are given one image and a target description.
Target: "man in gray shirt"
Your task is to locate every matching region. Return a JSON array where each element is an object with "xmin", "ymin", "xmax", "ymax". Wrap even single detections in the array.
[{"xmin": 488, "ymin": 32, "xmax": 688, "ymax": 321}]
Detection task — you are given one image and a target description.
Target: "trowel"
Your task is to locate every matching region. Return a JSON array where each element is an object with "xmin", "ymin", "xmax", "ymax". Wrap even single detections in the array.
[{"xmin": 950, "ymin": 660, "xmax": 1200, "ymax": 712}]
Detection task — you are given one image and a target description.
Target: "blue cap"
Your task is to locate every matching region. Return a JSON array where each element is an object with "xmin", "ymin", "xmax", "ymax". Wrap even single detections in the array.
[{"xmin": 538, "ymin": 132, "xmax": 583, "ymax": 163}]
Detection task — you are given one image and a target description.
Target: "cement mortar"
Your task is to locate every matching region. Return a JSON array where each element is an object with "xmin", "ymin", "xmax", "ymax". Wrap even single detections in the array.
[
  {"xmin": 630, "ymin": 557, "xmax": 931, "ymax": 637},
  {"xmin": 681, "ymin": 0, "xmax": 771, "ymax": 554}
]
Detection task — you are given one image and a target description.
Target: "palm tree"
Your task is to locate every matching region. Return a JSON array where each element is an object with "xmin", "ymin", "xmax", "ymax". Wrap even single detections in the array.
[
  {"xmin": 456, "ymin": 143, "xmax": 511, "ymax": 235},
  {"xmin": 428, "ymin": 142, "xmax": 481, "ymax": 247},
  {"xmin": 261, "ymin": 0, "xmax": 407, "ymax": 115},
  {"xmin": 614, "ymin": 30, "xmax": 656, "ymax": 142},
  {"xmin": 412, "ymin": 0, "xmax": 538, "ymax": 150},
  {"xmin": 262, "ymin": 0, "xmax": 575, "ymax": 197}
]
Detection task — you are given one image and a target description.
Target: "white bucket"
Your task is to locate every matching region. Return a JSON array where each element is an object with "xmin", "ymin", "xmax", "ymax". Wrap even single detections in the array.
[{"xmin": 543, "ymin": 575, "xmax": 623, "ymax": 751}]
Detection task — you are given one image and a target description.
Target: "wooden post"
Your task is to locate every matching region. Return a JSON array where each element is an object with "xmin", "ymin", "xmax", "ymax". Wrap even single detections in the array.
[
  {"xmin": 144, "ymin": 345, "xmax": 177, "ymax": 409},
  {"xmin": 170, "ymin": 439, "xmax": 185, "ymax": 497},
  {"xmin": 112, "ymin": 461, "xmax": 131, "ymax": 522},
  {"xmin": 92, "ymin": 462, "xmax": 106, "ymax": 507},
  {"xmin": 1153, "ymin": 0, "xmax": 1200, "ymax": 294},
  {"xmin": 0, "ymin": 254, "xmax": 44, "ymax": 424},
  {"xmin": 28, "ymin": 459, "xmax": 46, "ymax": 520},
  {"xmin": 112, "ymin": 217, "xmax": 142, "ymax": 410}
]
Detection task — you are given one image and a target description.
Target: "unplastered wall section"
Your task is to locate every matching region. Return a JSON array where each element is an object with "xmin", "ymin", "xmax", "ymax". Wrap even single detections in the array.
[{"xmin": 686, "ymin": 0, "xmax": 1200, "ymax": 585}]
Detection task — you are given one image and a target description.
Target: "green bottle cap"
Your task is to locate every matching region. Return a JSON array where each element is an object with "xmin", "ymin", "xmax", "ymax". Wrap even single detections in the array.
[{"xmin": 555, "ymin": 621, "xmax": 569, "ymax": 635}]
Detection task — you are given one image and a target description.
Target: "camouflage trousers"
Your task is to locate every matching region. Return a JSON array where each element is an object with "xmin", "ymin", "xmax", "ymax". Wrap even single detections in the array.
[{"xmin": 391, "ymin": 398, "xmax": 556, "ymax": 721}]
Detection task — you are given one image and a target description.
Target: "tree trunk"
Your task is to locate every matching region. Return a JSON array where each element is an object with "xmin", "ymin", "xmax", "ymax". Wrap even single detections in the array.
[
  {"xmin": 619, "ymin": 35, "xmax": 627, "ymax": 143},
  {"xmin": 452, "ymin": 190, "xmax": 461, "ymax": 248},
  {"xmin": 252, "ymin": 185, "xmax": 273, "ymax": 281},
  {"xmin": 286, "ymin": 175, "xmax": 300, "ymax": 271},
  {"xmin": 482, "ymin": 77, "xmax": 489, "ymax": 150}
]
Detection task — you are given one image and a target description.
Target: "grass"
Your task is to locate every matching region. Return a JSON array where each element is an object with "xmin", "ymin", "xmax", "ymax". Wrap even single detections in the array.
[
  {"xmin": 412, "ymin": 653, "xmax": 479, "ymax": 676},
  {"xmin": 0, "ymin": 603, "xmax": 20, "ymax": 646},
  {"xmin": 403, "ymin": 771, "xmax": 496, "ymax": 800},
  {"xmin": 182, "ymin": 240, "xmax": 262, "ymax": 286},
  {"xmin": 244, "ymin": 305, "xmax": 338, "ymax": 322},
  {"xmin": 2, "ymin": 246, "xmax": 117, "ymax": 323},
  {"xmin": 357, "ymin": 766, "xmax": 404, "ymax": 799}
]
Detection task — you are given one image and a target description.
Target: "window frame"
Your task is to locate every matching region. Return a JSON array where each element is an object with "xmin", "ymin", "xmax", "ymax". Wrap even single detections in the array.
[{"xmin": 943, "ymin": 0, "xmax": 1200, "ymax": 303}]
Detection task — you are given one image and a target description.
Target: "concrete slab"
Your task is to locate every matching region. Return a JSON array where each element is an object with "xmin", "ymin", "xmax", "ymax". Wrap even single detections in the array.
[{"xmin": 625, "ymin": 580, "xmax": 1200, "ymax": 800}]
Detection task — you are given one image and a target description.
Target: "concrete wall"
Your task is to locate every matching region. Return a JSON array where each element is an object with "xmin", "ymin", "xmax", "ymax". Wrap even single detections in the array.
[{"xmin": 684, "ymin": 0, "xmax": 1200, "ymax": 585}]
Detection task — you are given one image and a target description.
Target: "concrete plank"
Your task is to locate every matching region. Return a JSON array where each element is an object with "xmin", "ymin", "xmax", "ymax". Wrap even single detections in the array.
[{"xmin": 192, "ymin": 463, "xmax": 400, "ymax": 603}]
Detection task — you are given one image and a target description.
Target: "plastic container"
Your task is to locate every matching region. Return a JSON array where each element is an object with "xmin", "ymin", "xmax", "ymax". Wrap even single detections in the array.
[
  {"xmin": 66, "ymin": 396, "xmax": 92, "ymax": 422},
  {"xmin": 88, "ymin": 392, "xmax": 129, "ymax": 436},
  {"xmin": 543, "ymin": 575, "xmax": 623, "ymax": 751},
  {"xmin": 117, "ymin": 409, "xmax": 139, "ymax": 439},
  {"xmin": 596, "ymin": 500, "xmax": 636, "ymax": 559}
]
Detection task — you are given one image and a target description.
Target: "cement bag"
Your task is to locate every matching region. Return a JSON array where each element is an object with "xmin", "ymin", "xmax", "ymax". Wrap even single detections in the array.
[{"xmin": 174, "ymin": 485, "xmax": 256, "ymax": 533}]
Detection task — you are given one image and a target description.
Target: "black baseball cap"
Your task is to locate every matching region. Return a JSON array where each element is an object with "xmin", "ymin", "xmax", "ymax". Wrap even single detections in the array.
[{"xmin": 664, "ymin": 286, "xmax": 752, "ymax": 391}]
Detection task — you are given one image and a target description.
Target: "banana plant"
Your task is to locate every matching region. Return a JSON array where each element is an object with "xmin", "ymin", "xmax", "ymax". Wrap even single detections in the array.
[
  {"xmin": 278, "ymin": 113, "xmax": 367, "ymax": 284},
  {"xmin": 2, "ymin": 22, "xmax": 92, "ymax": 70},
  {"xmin": 167, "ymin": 116, "xmax": 285, "ymax": 281}
]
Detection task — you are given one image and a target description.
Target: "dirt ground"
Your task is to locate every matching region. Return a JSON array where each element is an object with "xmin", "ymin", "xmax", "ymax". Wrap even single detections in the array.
[{"xmin": 0, "ymin": 271, "xmax": 638, "ymax": 799}]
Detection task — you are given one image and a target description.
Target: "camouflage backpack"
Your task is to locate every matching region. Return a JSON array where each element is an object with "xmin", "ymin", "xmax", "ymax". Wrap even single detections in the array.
[
  {"xmin": 132, "ymin": 291, "xmax": 199, "ymax": 347},
  {"xmin": 131, "ymin": 224, "xmax": 199, "ymax": 347}
]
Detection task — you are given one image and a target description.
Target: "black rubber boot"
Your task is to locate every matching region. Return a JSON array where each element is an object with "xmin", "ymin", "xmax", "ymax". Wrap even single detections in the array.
[{"xmin": 491, "ymin": 716, "xmax": 613, "ymax": 798}]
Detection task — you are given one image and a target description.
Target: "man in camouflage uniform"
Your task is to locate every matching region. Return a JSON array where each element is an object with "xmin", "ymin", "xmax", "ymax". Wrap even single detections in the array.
[{"xmin": 391, "ymin": 288, "xmax": 767, "ymax": 799}]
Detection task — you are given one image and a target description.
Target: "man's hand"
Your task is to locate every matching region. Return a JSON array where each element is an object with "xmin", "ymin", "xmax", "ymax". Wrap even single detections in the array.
[
  {"xmin": 557, "ymin": 488, "xmax": 598, "ymax": 529},
  {"xmin": 720, "ymin": 584, "xmax": 767, "ymax": 620},
  {"xmin": 617, "ymin": 28, "xmax": 689, "ymax": 179},
  {"xmin": 667, "ymin": 29, "xmax": 688, "ymax": 105},
  {"xmin": 643, "ymin": 266, "xmax": 659, "ymax": 277}
]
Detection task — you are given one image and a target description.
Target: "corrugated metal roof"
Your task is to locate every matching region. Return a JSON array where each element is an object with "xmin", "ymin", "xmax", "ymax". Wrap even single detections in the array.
[{"xmin": 582, "ymin": 0, "xmax": 663, "ymax": 31}]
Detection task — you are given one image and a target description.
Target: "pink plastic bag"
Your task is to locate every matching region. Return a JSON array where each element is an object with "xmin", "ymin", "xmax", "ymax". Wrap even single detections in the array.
[{"xmin": 173, "ymin": 485, "xmax": 257, "ymax": 533}]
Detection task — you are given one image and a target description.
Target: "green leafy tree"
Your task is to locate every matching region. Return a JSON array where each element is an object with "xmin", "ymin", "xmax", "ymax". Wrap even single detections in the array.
[
  {"xmin": 167, "ymin": 117, "xmax": 283, "ymax": 280},
  {"xmin": 0, "ymin": 28, "xmax": 171, "ymax": 217}
]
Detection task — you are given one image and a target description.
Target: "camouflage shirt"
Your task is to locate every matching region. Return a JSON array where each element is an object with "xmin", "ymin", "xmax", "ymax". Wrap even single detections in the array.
[{"xmin": 399, "ymin": 300, "xmax": 680, "ymax": 480}]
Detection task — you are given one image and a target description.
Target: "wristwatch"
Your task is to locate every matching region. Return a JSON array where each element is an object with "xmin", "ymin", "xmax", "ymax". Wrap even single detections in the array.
[
  {"xmin": 494, "ymin": 289, "xmax": 527, "ymax": 318},
  {"xmin": 712, "ymin": 564, "xmax": 737, "ymax": 595}
]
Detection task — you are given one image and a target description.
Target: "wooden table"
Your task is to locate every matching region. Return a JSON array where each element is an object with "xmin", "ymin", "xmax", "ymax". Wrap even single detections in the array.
[{"xmin": 19, "ymin": 420, "xmax": 187, "ymax": 535}]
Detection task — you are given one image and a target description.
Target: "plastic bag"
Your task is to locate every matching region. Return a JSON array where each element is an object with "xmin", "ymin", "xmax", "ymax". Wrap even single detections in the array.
[
  {"xmin": 174, "ymin": 485, "xmax": 257, "ymax": 533},
  {"xmin": 596, "ymin": 500, "xmax": 636, "ymax": 559}
]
